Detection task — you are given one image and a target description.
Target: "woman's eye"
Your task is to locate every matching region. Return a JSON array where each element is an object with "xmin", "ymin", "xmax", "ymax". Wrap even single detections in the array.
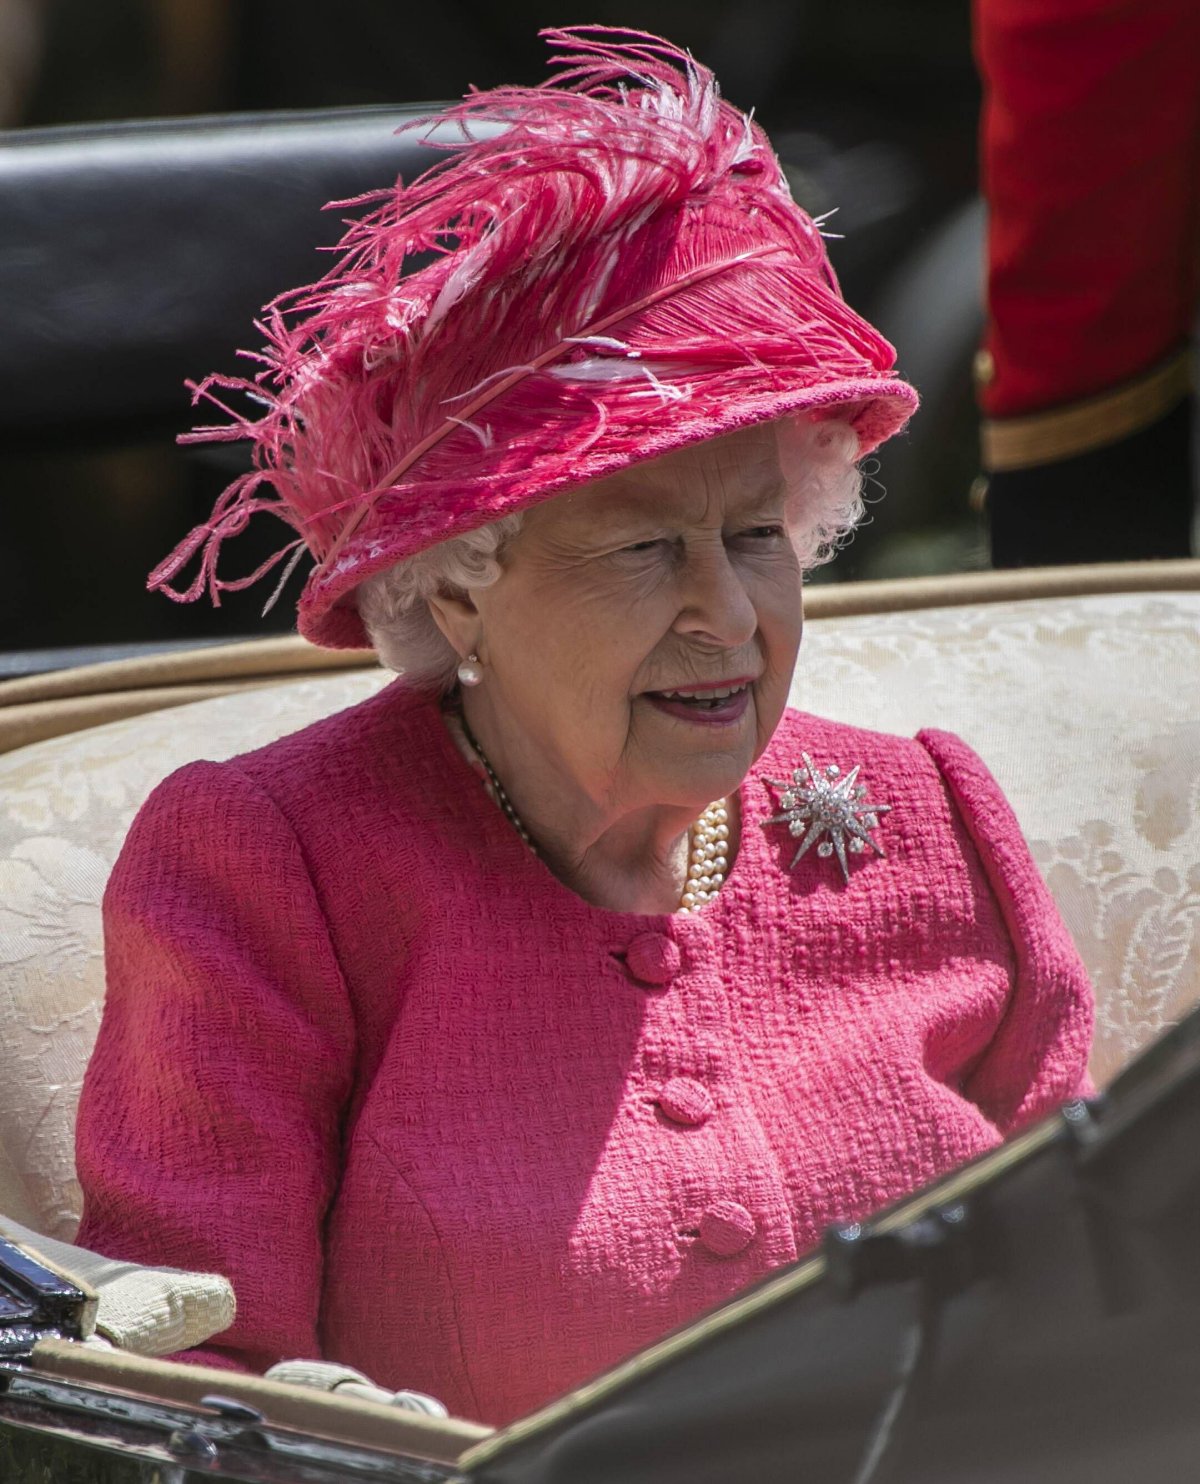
[
  {"xmin": 735, "ymin": 525, "xmax": 786, "ymax": 542},
  {"xmin": 619, "ymin": 539, "xmax": 665, "ymax": 554}
]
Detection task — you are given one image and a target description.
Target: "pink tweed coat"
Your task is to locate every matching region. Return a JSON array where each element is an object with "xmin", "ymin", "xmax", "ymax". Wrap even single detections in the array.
[{"xmin": 75, "ymin": 682, "xmax": 1093, "ymax": 1425}]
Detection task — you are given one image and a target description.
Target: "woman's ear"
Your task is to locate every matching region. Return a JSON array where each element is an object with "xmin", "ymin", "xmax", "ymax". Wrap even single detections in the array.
[{"xmin": 426, "ymin": 590, "xmax": 482, "ymax": 661}]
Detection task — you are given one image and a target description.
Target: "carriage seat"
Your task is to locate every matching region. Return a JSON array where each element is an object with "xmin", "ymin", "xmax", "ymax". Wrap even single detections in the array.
[{"xmin": 1, "ymin": 570, "xmax": 1198, "ymax": 1353}]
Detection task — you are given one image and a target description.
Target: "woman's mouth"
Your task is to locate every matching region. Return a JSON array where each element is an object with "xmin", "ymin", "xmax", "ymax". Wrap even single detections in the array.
[{"xmin": 643, "ymin": 681, "xmax": 752, "ymax": 725}]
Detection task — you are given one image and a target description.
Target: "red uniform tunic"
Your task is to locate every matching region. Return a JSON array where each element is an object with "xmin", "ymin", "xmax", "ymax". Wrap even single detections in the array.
[{"xmin": 975, "ymin": 0, "xmax": 1198, "ymax": 424}]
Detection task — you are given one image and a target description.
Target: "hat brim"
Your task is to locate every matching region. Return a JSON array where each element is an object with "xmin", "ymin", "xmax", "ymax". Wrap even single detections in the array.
[{"xmin": 297, "ymin": 376, "xmax": 917, "ymax": 651}]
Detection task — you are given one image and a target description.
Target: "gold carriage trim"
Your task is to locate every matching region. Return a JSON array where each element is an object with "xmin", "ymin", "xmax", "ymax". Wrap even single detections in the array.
[{"xmin": 981, "ymin": 347, "xmax": 1193, "ymax": 472}]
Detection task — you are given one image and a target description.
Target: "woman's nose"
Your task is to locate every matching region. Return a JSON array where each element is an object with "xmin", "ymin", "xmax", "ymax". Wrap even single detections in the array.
[{"xmin": 673, "ymin": 546, "xmax": 757, "ymax": 648}]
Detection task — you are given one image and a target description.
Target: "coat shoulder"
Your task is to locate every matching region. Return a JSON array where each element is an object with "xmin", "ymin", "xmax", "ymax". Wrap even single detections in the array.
[
  {"xmin": 126, "ymin": 678, "xmax": 436, "ymax": 843},
  {"xmin": 759, "ymin": 707, "xmax": 935, "ymax": 780},
  {"xmin": 230, "ymin": 676, "xmax": 423, "ymax": 782}
]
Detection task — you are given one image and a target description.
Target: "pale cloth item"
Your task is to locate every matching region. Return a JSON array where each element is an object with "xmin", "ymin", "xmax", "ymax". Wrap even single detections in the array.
[
  {"xmin": 0, "ymin": 592, "xmax": 1198, "ymax": 1241},
  {"xmin": 264, "ymin": 1358, "xmax": 448, "ymax": 1416},
  {"xmin": 0, "ymin": 1213, "xmax": 235, "ymax": 1355}
]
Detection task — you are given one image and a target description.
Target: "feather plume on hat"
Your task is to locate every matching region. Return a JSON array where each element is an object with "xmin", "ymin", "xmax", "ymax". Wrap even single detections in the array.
[{"xmin": 151, "ymin": 26, "xmax": 917, "ymax": 649}]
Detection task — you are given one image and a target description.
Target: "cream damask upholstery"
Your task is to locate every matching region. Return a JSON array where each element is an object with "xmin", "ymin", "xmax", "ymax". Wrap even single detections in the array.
[
  {"xmin": 798, "ymin": 592, "xmax": 1200, "ymax": 1092},
  {"xmin": 2, "ymin": 590, "xmax": 1198, "ymax": 1254},
  {"xmin": 0, "ymin": 672, "xmax": 384, "ymax": 1241}
]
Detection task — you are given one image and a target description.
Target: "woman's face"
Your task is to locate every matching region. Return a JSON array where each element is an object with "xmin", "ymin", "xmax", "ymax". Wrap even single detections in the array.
[{"xmin": 459, "ymin": 424, "xmax": 805, "ymax": 817}]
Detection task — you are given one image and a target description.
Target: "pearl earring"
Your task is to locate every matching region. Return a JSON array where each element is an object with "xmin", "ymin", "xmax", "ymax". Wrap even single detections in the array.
[{"xmin": 457, "ymin": 653, "xmax": 484, "ymax": 687}]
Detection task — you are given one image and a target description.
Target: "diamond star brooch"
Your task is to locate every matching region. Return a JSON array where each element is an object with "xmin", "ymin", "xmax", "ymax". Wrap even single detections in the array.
[{"xmin": 765, "ymin": 753, "xmax": 893, "ymax": 884}]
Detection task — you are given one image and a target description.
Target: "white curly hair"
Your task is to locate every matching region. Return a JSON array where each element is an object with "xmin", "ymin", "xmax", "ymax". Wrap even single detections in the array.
[{"xmin": 357, "ymin": 415, "xmax": 864, "ymax": 690}]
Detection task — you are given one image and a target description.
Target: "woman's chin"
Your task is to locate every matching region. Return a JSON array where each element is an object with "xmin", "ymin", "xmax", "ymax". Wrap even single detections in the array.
[{"xmin": 632, "ymin": 695, "xmax": 758, "ymax": 797}]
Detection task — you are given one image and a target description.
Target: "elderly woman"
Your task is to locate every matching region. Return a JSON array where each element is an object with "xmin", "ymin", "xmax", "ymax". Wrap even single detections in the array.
[{"xmin": 75, "ymin": 29, "xmax": 1093, "ymax": 1427}]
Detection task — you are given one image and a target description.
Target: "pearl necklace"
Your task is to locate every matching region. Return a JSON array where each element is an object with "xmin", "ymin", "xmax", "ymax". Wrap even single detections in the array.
[
  {"xmin": 460, "ymin": 715, "xmax": 537, "ymax": 853},
  {"xmin": 460, "ymin": 715, "xmax": 729, "ymax": 913},
  {"xmin": 681, "ymin": 800, "xmax": 730, "ymax": 911}
]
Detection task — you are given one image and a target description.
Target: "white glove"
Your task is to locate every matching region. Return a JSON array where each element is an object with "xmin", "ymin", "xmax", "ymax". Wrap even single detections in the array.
[{"xmin": 263, "ymin": 1358, "xmax": 447, "ymax": 1416}]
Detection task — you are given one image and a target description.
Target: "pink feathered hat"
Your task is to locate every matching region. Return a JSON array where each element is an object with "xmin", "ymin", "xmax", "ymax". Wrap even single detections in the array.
[{"xmin": 152, "ymin": 27, "xmax": 918, "ymax": 649}]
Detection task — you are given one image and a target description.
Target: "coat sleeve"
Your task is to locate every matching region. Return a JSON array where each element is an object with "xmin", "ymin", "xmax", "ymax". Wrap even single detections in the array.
[
  {"xmin": 75, "ymin": 758, "xmax": 357, "ymax": 1373},
  {"xmin": 916, "ymin": 728, "xmax": 1095, "ymax": 1133}
]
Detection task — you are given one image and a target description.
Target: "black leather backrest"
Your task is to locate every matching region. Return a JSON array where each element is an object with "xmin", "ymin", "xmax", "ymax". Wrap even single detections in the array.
[{"xmin": 0, "ymin": 106, "xmax": 446, "ymax": 434}]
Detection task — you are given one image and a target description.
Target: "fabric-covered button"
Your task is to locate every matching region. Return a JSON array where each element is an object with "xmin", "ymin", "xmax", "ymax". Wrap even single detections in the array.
[
  {"xmin": 624, "ymin": 932, "xmax": 681, "ymax": 987},
  {"xmin": 698, "ymin": 1201, "xmax": 756, "ymax": 1257},
  {"xmin": 657, "ymin": 1077, "xmax": 713, "ymax": 1127}
]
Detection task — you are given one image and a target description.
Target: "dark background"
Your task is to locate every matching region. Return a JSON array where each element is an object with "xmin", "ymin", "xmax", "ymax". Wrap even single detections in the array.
[{"xmin": 2, "ymin": 0, "xmax": 986, "ymax": 655}]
